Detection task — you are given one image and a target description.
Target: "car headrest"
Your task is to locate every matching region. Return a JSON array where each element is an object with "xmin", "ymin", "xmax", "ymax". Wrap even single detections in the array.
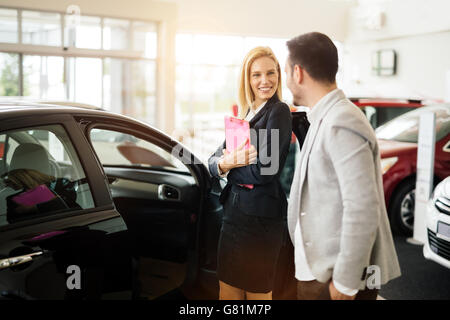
[{"xmin": 9, "ymin": 143, "xmax": 52, "ymax": 176}]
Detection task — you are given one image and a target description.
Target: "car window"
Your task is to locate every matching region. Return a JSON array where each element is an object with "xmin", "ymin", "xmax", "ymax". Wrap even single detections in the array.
[
  {"xmin": 361, "ymin": 106, "xmax": 377, "ymax": 128},
  {"xmin": 0, "ymin": 125, "xmax": 95, "ymax": 227},
  {"xmin": 360, "ymin": 106, "xmax": 417, "ymax": 129},
  {"xmin": 376, "ymin": 105, "xmax": 450, "ymax": 143},
  {"xmin": 375, "ymin": 107, "xmax": 416, "ymax": 127},
  {"xmin": 89, "ymin": 128, "xmax": 189, "ymax": 173}
]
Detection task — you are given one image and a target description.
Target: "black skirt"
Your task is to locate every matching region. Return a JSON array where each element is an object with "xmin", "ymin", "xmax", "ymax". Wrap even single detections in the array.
[{"xmin": 217, "ymin": 190, "xmax": 286, "ymax": 293}]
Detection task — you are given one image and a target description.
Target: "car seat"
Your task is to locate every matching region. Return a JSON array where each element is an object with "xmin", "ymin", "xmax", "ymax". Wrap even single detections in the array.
[
  {"xmin": 9, "ymin": 143, "xmax": 52, "ymax": 176},
  {"xmin": 0, "ymin": 143, "xmax": 54, "ymax": 222}
]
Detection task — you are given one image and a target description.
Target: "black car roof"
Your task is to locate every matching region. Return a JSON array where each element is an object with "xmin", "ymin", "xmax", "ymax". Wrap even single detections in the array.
[
  {"xmin": 0, "ymin": 101, "xmax": 120, "ymax": 119},
  {"xmin": 0, "ymin": 100, "xmax": 101, "ymax": 110},
  {"xmin": 0, "ymin": 101, "xmax": 175, "ymax": 147}
]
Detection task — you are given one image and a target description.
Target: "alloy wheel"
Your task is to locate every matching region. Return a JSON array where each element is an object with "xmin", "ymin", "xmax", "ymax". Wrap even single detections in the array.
[{"xmin": 400, "ymin": 189, "xmax": 415, "ymax": 231}]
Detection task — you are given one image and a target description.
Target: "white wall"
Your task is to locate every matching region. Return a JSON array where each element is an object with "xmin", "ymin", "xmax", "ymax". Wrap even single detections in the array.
[
  {"xmin": 159, "ymin": 0, "xmax": 353, "ymax": 41},
  {"xmin": 343, "ymin": 0, "xmax": 450, "ymax": 101},
  {"xmin": 0, "ymin": 0, "xmax": 178, "ymax": 133}
]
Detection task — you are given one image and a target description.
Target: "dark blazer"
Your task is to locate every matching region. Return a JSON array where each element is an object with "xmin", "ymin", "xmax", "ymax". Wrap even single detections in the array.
[{"xmin": 208, "ymin": 95, "xmax": 292, "ymax": 218}]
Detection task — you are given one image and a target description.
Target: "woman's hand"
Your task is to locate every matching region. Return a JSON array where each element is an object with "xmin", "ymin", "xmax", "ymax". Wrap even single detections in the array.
[{"xmin": 218, "ymin": 139, "xmax": 257, "ymax": 174}]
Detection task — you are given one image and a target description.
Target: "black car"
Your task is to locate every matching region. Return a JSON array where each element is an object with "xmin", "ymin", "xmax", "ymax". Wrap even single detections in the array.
[{"xmin": 0, "ymin": 101, "xmax": 307, "ymax": 300}]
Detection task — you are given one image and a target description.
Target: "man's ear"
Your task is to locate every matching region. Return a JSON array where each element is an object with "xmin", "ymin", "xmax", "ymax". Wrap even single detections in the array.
[{"xmin": 294, "ymin": 65, "xmax": 303, "ymax": 85}]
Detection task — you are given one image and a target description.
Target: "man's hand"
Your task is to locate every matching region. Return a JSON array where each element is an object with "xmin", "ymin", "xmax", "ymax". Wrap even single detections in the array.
[
  {"xmin": 329, "ymin": 281, "xmax": 357, "ymax": 300},
  {"xmin": 218, "ymin": 139, "xmax": 257, "ymax": 174}
]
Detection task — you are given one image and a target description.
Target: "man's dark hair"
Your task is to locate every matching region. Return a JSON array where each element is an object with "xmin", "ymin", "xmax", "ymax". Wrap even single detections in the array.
[{"xmin": 286, "ymin": 32, "xmax": 338, "ymax": 84}]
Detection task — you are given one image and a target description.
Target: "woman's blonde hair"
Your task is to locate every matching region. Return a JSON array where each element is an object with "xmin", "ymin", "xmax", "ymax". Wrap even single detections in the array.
[
  {"xmin": 237, "ymin": 46, "xmax": 282, "ymax": 119},
  {"xmin": 3, "ymin": 169, "xmax": 54, "ymax": 190}
]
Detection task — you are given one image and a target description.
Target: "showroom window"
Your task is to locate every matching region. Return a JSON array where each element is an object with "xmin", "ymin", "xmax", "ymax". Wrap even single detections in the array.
[
  {"xmin": 0, "ymin": 8, "xmax": 18, "ymax": 43},
  {"xmin": 0, "ymin": 52, "xmax": 19, "ymax": 96},
  {"xmin": 22, "ymin": 10, "xmax": 61, "ymax": 46},
  {"xmin": 175, "ymin": 34, "xmax": 293, "ymax": 162},
  {"xmin": 0, "ymin": 7, "xmax": 158, "ymax": 126},
  {"xmin": 175, "ymin": 33, "xmax": 291, "ymax": 131}
]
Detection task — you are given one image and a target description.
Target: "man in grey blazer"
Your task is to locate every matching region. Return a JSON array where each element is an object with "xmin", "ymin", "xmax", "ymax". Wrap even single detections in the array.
[{"xmin": 285, "ymin": 32, "xmax": 401, "ymax": 300}]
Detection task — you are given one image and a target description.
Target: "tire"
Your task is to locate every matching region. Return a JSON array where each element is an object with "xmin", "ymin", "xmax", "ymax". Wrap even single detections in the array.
[{"xmin": 389, "ymin": 180, "xmax": 415, "ymax": 237}]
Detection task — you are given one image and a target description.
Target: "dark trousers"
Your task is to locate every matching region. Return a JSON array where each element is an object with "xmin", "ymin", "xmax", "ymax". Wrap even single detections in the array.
[{"xmin": 297, "ymin": 280, "xmax": 379, "ymax": 300}]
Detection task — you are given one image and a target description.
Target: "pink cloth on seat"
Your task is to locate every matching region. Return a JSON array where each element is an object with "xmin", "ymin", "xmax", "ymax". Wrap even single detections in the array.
[{"xmin": 12, "ymin": 184, "xmax": 55, "ymax": 206}]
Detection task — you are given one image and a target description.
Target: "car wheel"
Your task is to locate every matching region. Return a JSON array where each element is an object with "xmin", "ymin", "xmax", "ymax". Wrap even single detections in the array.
[{"xmin": 389, "ymin": 180, "xmax": 415, "ymax": 237}]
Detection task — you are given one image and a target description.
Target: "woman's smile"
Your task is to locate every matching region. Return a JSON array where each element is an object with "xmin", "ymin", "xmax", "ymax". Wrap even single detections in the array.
[{"xmin": 258, "ymin": 86, "xmax": 273, "ymax": 92}]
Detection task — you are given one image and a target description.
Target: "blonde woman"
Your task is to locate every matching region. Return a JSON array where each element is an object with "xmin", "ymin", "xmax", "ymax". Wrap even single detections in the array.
[{"xmin": 208, "ymin": 47, "xmax": 292, "ymax": 300}]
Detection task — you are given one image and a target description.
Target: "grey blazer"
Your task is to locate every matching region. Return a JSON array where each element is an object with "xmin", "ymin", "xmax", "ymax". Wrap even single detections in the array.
[{"xmin": 288, "ymin": 89, "xmax": 401, "ymax": 290}]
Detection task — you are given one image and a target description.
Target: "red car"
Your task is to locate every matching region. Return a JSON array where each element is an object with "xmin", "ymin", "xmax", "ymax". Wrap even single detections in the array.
[
  {"xmin": 376, "ymin": 104, "xmax": 450, "ymax": 235},
  {"xmin": 350, "ymin": 97, "xmax": 424, "ymax": 128}
]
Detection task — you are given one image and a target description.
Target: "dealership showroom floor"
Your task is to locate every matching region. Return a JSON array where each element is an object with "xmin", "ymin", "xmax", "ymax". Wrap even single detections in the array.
[
  {"xmin": 0, "ymin": 0, "xmax": 449, "ymax": 301},
  {"xmin": 380, "ymin": 236, "xmax": 450, "ymax": 300},
  {"xmin": 138, "ymin": 235, "xmax": 450, "ymax": 300}
]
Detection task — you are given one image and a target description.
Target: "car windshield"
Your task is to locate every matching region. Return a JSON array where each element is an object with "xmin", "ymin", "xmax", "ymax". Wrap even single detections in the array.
[{"xmin": 375, "ymin": 104, "xmax": 450, "ymax": 143}]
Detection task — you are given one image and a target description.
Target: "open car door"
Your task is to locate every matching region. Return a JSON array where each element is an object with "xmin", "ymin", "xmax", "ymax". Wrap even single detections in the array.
[{"xmin": 76, "ymin": 115, "xmax": 214, "ymax": 299}]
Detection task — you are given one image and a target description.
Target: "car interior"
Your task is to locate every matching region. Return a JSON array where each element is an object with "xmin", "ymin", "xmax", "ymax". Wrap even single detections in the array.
[
  {"xmin": 0, "ymin": 126, "xmax": 95, "ymax": 225},
  {"xmin": 87, "ymin": 126, "xmax": 212, "ymax": 299}
]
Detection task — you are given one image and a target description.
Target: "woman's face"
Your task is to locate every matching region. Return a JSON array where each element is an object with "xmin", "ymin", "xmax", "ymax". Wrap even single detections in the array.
[{"xmin": 249, "ymin": 56, "xmax": 279, "ymax": 107}]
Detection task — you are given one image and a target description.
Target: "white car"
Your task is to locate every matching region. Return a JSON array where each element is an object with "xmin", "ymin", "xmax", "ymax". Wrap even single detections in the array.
[{"xmin": 424, "ymin": 177, "xmax": 450, "ymax": 269}]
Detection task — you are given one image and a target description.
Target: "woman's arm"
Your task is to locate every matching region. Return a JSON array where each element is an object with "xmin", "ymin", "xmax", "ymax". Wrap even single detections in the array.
[
  {"xmin": 208, "ymin": 141, "xmax": 226, "ymax": 178},
  {"xmin": 208, "ymin": 139, "xmax": 258, "ymax": 178},
  {"xmin": 227, "ymin": 103, "xmax": 292, "ymax": 185}
]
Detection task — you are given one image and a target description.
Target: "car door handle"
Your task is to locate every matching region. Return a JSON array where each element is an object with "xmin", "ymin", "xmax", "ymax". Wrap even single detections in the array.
[{"xmin": 0, "ymin": 251, "xmax": 43, "ymax": 270}]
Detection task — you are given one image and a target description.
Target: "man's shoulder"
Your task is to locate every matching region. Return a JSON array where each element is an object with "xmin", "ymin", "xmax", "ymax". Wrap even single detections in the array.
[
  {"xmin": 327, "ymin": 98, "xmax": 360, "ymax": 117},
  {"xmin": 322, "ymin": 99, "xmax": 376, "ymax": 140},
  {"xmin": 324, "ymin": 99, "xmax": 365, "ymax": 125}
]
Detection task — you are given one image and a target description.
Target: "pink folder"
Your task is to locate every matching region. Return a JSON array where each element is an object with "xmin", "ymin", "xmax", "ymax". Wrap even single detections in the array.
[
  {"xmin": 12, "ymin": 184, "xmax": 55, "ymax": 206},
  {"xmin": 224, "ymin": 116, "xmax": 254, "ymax": 189}
]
